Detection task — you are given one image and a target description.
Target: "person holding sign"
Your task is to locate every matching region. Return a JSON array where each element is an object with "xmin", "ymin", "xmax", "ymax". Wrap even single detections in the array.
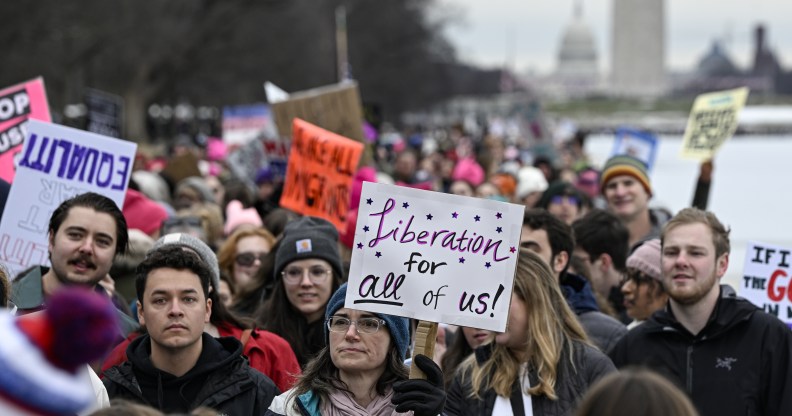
[
  {"xmin": 266, "ymin": 283, "xmax": 447, "ymax": 416},
  {"xmin": 257, "ymin": 216, "xmax": 345, "ymax": 367},
  {"xmin": 445, "ymin": 249, "xmax": 615, "ymax": 415},
  {"xmin": 609, "ymin": 208, "xmax": 792, "ymax": 416}
]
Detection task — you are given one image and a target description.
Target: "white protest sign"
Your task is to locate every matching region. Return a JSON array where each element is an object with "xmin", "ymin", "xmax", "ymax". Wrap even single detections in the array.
[
  {"xmin": 742, "ymin": 241, "xmax": 792, "ymax": 328},
  {"xmin": 345, "ymin": 182, "xmax": 524, "ymax": 332},
  {"xmin": 0, "ymin": 120, "xmax": 137, "ymax": 276}
]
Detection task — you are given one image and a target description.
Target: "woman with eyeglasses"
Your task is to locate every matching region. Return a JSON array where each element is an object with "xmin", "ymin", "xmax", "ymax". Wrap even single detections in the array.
[
  {"xmin": 445, "ymin": 249, "xmax": 615, "ymax": 416},
  {"xmin": 218, "ymin": 227, "xmax": 277, "ymax": 294},
  {"xmin": 622, "ymin": 239, "xmax": 668, "ymax": 329},
  {"xmin": 266, "ymin": 283, "xmax": 447, "ymax": 416},
  {"xmin": 257, "ymin": 216, "xmax": 346, "ymax": 368}
]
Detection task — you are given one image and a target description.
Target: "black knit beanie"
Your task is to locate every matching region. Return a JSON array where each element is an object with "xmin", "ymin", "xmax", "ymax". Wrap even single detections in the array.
[{"xmin": 274, "ymin": 216, "xmax": 344, "ymax": 281}]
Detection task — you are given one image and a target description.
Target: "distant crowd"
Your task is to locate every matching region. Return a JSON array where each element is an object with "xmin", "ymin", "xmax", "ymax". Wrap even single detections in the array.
[{"xmin": 0, "ymin": 123, "xmax": 789, "ymax": 416}]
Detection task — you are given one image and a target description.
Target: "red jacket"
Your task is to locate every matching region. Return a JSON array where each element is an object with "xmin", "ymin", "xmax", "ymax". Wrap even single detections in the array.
[{"xmin": 101, "ymin": 324, "xmax": 300, "ymax": 392}]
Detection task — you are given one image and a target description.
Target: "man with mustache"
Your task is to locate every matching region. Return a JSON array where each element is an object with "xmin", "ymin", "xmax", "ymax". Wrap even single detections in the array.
[{"xmin": 10, "ymin": 192, "xmax": 138, "ymax": 336}]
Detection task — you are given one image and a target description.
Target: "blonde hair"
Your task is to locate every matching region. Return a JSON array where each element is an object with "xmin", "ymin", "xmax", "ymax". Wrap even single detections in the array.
[
  {"xmin": 662, "ymin": 207, "xmax": 730, "ymax": 258},
  {"xmin": 464, "ymin": 249, "xmax": 589, "ymax": 399}
]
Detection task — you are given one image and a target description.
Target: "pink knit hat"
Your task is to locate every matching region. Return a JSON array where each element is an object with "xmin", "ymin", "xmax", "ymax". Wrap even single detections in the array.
[
  {"xmin": 626, "ymin": 239, "xmax": 662, "ymax": 281},
  {"xmin": 123, "ymin": 189, "xmax": 169, "ymax": 236},
  {"xmin": 452, "ymin": 157, "xmax": 485, "ymax": 187},
  {"xmin": 224, "ymin": 200, "xmax": 263, "ymax": 236}
]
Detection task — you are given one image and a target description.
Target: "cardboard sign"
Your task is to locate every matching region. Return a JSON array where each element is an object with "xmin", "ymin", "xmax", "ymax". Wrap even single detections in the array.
[
  {"xmin": 84, "ymin": 88, "xmax": 124, "ymax": 138},
  {"xmin": 742, "ymin": 241, "xmax": 792, "ymax": 328},
  {"xmin": 222, "ymin": 103, "xmax": 277, "ymax": 146},
  {"xmin": 345, "ymin": 182, "xmax": 524, "ymax": 332},
  {"xmin": 612, "ymin": 127, "xmax": 659, "ymax": 172},
  {"xmin": 279, "ymin": 119, "xmax": 363, "ymax": 231},
  {"xmin": 681, "ymin": 87, "xmax": 749, "ymax": 161},
  {"xmin": 271, "ymin": 82, "xmax": 365, "ymax": 143},
  {"xmin": 0, "ymin": 77, "xmax": 51, "ymax": 183},
  {"xmin": 0, "ymin": 120, "xmax": 137, "ymax": 276}
]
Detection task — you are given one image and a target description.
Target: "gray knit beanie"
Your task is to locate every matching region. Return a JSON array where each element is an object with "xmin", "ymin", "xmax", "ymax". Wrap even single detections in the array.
[
  {"xmin": 150, "ymin": 233, "xmax": 220, "ymax": 291},
  {"xmin": 274, "ymin": 216, "xmax": 344, "ymax": 282}
]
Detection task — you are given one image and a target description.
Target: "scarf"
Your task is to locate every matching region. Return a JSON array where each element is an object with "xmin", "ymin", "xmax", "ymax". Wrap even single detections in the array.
[{"xmin": 321, "ymin": 387, "xmax": 413, "ymax": 416}]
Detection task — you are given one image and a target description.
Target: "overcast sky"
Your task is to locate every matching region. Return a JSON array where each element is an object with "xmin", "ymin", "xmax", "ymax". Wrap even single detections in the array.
[{"xmin": 440, "ymin": 0, "xmax": 791, "ymax": 74}]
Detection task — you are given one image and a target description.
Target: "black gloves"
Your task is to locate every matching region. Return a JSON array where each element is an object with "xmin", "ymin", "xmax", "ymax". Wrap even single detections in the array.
[{"xmin": 392, "ymin": 354, "xmax": 446, "ymax": 416}]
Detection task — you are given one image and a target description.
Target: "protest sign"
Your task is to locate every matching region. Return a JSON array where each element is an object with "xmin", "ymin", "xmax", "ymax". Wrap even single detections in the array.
[
  {"xmin": 345, "ymin": 182, "xmax": 524, "ymax": 332},
  {"xmin": 271, "ymin": 82, "xmax": 365, "ymax": 143},
  {"xmin": 279, "ymin": 119, "xmax": 363, "ymax": 231},
  {"xmin": 222, "ymin": 103, "xmax": 277, "ymax": 146},
  {"xmin": 84, "ymin": 88, "xmax": 124, "ymax": 138},
  {"xmin": 0, "ymin": 120, "xmax": 137, "ymax": 276},
  {"xmin": 612, "ymin": 127, "xmax": 659, "ymax": 172},
  {"xmin": 0, "ymin": 77, "xmax": 51, "ymax": 183},
  {"xmin": 680, "ymin": 87, "xmax": 749, "ymax": 161},
  {"xmin": 742, "ymin": 241, "xmax": 792, "ymax": 328}
]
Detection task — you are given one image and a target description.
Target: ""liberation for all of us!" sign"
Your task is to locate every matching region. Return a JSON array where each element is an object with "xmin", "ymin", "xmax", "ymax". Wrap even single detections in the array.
[{"xmin": 345, "ymin": 182, "xmax": 525, "ymax": 332}]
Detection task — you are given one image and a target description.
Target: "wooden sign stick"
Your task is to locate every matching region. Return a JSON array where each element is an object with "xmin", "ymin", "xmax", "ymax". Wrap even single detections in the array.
[{"xmin": 409, "ymin": 320, "xmax": 439, "ymax": 380}]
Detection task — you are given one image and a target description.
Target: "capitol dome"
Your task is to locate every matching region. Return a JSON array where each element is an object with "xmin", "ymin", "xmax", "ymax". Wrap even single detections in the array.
[
  {"xmin": 556, "ymin": 3, "xmax": 598, "ymax": 77},
  {"xmin": 697, "ymin": 40, "xmax": 740, "ymax": 77}
]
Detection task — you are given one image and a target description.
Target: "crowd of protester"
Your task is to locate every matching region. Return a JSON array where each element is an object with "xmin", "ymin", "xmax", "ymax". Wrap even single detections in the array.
[{"xmin": 0, "ymin": 121, "xmax": 790, "ymax": 416}]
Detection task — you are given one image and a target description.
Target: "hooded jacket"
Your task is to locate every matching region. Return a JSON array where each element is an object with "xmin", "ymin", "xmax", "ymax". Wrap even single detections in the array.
[
  {"xmin": 445, "ymin": 341, "xmax": 615, "ymax": 416},
  {"xmin": 560, "ymin": 272, "xmax": 626, "ymax": 353},
  {"xmin": 103, "ymin": 333, "xmax": 279, "ymax": 414},
  {"xmin": 609, "ymin": 286, "xmax": 792, "ymax": 416}
]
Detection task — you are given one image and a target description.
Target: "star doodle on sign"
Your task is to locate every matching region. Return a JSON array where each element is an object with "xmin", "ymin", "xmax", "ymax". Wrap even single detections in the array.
[
  {"xmin": 357, "ymin": 242, "xmax": 363, "ymax": 249},
  {"xmin": 426, "ymin": 213, "xmax": 433, "ymax": 220},
  {"xmin": 459, "ymin": 257, "xmax": 465, "ymax": 263},
  {"xmin": 474, "ymin": 215, "xmax": 481, "ymax": 222},
  {"xmin": 509, "ymin": 246, "xmax": 516, "ymax": 253},
  {"xmin": 402, "ymin": 202, "xmax": 409, "ymax": 208},
  {"xmin": 496, "ymin": 226, "xmax": 503, "ymax": 233},
  {"xmin": 363, "ymin": 225, "xmax": 370, "ymax": 232},
  {"xmin": 452, "ymin": 212, "xmax": 458, "ymax": 219},
  {"xmin": 366, "ymin": 198, "xmax": 373, "ymax": 205},
  {"xmin": 375, "ymin": 251, "xmax": 382, "ymax": 258},
  {"xmin": 496, "ymin": 212, "xmax": 502, "ymax": 219},
  {"xmin": 485, "ymin": 262, "xmax": 491, "ymax": 269}
]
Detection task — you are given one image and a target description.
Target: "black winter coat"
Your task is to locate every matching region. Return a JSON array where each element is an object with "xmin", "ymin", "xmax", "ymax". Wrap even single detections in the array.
[
  {"xmin": 104, "ymin": 333, "xmax": 280, "ymax": 415},
  {"xmin": 609, "ymin": 287, "xmax": 792, "ymax": 416}
]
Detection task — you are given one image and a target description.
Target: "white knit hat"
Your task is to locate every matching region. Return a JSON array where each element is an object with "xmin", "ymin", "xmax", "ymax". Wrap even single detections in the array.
[{"xmin": 516, "ymin": 166, "xmax": 549, "ymax": 199}]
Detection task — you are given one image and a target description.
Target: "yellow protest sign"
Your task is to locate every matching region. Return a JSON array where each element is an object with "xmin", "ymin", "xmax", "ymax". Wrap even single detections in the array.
[{"xmin": 680, "ymin": 87, "xmax": 749, "ymax": 161}]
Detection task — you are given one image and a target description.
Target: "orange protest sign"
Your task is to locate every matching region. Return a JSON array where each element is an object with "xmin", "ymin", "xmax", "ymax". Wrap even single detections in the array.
[{"xmin": 279, "ymin": 118, "xmax": 364, "ymax": 231}]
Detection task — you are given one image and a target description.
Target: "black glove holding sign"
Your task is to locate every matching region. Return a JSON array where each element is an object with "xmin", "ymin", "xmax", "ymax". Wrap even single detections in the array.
[{"xmin": 392, "ymin": 354, "xmax": 446, "ymax": 416}]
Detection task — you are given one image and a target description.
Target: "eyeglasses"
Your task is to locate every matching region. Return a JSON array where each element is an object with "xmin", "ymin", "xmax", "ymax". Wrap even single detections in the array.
[
  {"xmin": 281, "ymin": 266, "xmax": 332, "ymax": 284},
  {"xmin": 550, "ymin": 195, "xmax": 580, "ymax": 206},
  {"xmin": 326, "ymin": 316, "xmax": 387, "ymax": 334},
  {"xmin": 621, "ymin": 270, "xmax": 656, "ymax": 287},
  {"xmin": 161, "ymin": 216, "xmax": 203, "ymax": 231},
  {"xmin": 235, "ymin": 252, "xmax": 267, "ymax": 267}
]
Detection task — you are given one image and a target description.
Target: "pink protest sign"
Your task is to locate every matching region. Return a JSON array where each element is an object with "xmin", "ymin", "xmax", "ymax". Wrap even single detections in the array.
[{"xmin": 0, "ymin": 77, "xmax": 51, "ymax": 183}]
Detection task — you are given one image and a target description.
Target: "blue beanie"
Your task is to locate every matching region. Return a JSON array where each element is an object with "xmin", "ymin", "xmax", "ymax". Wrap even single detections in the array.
[{"xmin": 325, "ymin": 283, "xmax": 411, "ymax": 360}]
